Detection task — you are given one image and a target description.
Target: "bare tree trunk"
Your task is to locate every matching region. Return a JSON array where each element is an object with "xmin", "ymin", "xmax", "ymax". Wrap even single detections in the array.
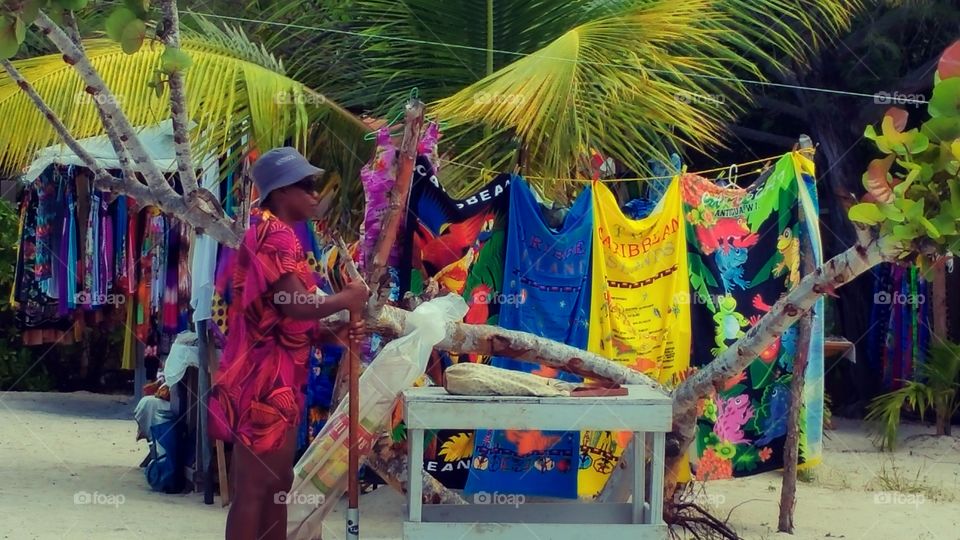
[
  {"xmin": 778, "ymin": 314, "xmax": 810, "ymax": 533},
  {"xmin": 778, "ymin": 137, "xmax": 817, "ymax": 533},
  {"xmin": 371, "ymin": 306, "xmax": 661, "ymax": 388}
]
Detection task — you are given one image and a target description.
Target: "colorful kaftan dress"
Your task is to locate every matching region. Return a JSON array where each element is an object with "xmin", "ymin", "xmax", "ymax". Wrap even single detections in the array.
[{"xmin": 208, "ymin": 211, "xmax": 323, "ymax": 454}]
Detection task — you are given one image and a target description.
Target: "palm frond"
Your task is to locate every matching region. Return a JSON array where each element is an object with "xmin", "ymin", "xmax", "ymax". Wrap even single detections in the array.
[
  {"xmin": 0, "ymin": 21, "xmax": 369, "ymax": 209},
  {"xmin": 433, "ymin": 1, "xmax": 752, "ymax": 186},
  {"xmin": 865, "ymin": 382, "xmax": 934, "ymax": 451}
]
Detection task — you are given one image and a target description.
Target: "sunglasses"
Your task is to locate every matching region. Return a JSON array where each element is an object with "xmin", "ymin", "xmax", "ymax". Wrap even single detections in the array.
[{"xmin": 287, "ymin": 176, "xmax": 321, "ymax": 194}]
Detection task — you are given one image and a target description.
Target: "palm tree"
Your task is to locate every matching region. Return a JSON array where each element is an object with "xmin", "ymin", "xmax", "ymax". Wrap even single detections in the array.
[
  {"xmin": 253, "ymin": 0, "xmax": 862, "ymax": 198},
  {"xmin": 866, "ymin": 341, "xmax": 960, "ymax": 450},
  {"xmin": 0, "ymin": 14, "xmax": 370, "ymax": 230}
]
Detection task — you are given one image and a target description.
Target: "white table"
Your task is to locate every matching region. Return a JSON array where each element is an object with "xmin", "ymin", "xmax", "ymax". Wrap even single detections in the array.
[{"xmin": 402, "ymin": 385, "xmax": 672, "ymax": 540}]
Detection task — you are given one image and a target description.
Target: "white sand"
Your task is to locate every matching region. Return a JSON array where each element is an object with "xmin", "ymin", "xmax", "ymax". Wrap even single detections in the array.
[{"xmin": 0, "ymin": 392, "xmax": 957, "ymax": 540}]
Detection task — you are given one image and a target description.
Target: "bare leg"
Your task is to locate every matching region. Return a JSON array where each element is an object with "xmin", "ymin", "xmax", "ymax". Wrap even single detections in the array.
[
  {"xmin": 226, "ymin": 437, "xmax": 288, "ymax": 540},
  {"xmin": 257, "ymin": 428, "xmax": 297, "ymax": 540}
]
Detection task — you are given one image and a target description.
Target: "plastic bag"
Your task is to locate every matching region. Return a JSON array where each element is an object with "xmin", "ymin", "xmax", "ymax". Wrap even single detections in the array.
[{"xmin": 286, "ymin": 295, "xmax": 468, "ymax": 539}]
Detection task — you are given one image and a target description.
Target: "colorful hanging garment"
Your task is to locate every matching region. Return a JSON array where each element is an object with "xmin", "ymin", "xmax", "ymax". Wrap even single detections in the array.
[
  {"xmin": 794, "ymin": 152, "xmax": 825, "ymax": 467},
  {"xmin": 400, "ymin": 155, "xmax": 511, "ymax": 335},
  {"xmin": 359, "ymin": 126, "xmax": 398, "ymax": 272},
  {"xmin": 683, "ymin": 152, "xmax": 813, "ymax": 479},
  {"xmin": 585, "ymin": 178, "xmax": 690, "ymax": 497},
  {"xmin": 395, "ymin": 157, "xmax": 511, "ymax": 489},
  {"xmin": 465, "ymin": 179, "xmax": 592, "ymax": 499},
  {"xmin": 588, "ymin": 179, "xmax": 691, "ymax": 382},
  {"xmin": 14, "ymin": 171, "xmax": 72, "ymax": 331}
]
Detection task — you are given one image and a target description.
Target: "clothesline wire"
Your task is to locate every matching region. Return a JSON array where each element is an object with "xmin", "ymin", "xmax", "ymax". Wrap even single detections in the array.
[
  {"xmin": 178, "ymin": 9, "xmax": 929, "ymax": 105},
  {"xmin": 438, "ymin": 148, "xmax": 814, "ymax": 183}
]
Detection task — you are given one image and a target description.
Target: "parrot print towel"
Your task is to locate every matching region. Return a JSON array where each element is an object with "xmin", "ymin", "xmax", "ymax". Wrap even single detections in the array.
[
  {"xmin": 396, "ymin": 157, "xmax": 512, "ymax": 488},
  {"xmin": 465, "ymin": 178, "xmax": 592, "ymax": 499},
  {"xmin": 683, "ymin": 152, "xmax": 820, "ymax": 479}
]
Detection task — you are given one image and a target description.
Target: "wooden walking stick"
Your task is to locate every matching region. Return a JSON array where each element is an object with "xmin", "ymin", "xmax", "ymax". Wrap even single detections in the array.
[
  {"xmin": 346, "ymin": 305, "xmax": 360, "ymax": 540},
  {"xmin": 334, "ymin": 236, "xmax": 366, "ymax": 540}
]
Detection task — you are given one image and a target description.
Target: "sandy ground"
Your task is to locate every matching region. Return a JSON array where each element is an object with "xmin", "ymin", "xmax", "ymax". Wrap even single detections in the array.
[{"xmin": 0, "ymin": 392, "xmax": 957, "ymax": 540}]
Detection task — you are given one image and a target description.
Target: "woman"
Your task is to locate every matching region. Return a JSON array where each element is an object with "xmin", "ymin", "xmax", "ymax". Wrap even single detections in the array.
[{"xmin": 209, "ymin": 147, "xmax": 368, "ymax": 540}]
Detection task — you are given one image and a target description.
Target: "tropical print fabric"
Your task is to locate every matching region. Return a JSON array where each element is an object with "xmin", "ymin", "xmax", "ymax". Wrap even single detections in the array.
[
  {"xmin": 394, "ymin": 157, "xmax": 512, "ymax": 488},
  {"xmin": 683, "ymin": 153, "xmax": 816, "ymax": 479},
  {"xmin": 465, "ymin": 179, "xmax": 592, "ymax": 499}
]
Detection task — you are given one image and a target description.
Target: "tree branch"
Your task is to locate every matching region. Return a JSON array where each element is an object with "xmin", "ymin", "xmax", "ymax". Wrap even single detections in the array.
[
  {"xmin": 31, "ymin": 11, "xmax": 240, "ymax": 246},
  {"xmin": 665, "ymin": 238, "xmax": 890, "ymax": 496},
  {"xmin": 34, "ymin": 11, "xmax": 177, "ymax": 199},
  {"xmin": 371, "ymin": 305, "xmax": 662, "ymax": 389},
  {"xmin": 62, "ymin": 9, "xmax": 141, "ymax": 194},
  {"xmin": 0, "ymin": 59, "xmax": 155, "ymax": 204},
  {"xmin": 159, "ymin": 0, "xmax": 200, "ymax": 195}
]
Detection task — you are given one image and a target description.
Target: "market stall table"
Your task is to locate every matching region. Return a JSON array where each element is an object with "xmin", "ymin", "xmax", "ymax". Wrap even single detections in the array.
[{"xmin": 402, "ymin": 384, "xmax": 671, "ymax": 540}]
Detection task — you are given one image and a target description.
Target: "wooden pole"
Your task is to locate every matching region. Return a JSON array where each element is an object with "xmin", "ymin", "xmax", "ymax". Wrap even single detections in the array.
[
  {"xmin": 336, "ymin": 235, "xmax": 368, "ymax": 540},
  {"xmin": 365, "ymin": 99, "xmax": 425, "ymax": 292},
  {"xmin": 346, "ymin": 307, "xmax": 361, "ymax": 540},
  {"xmin": 335, "ymin": 98, "xmax": 423, "ymax": 408},
  {"xmin": 778, "ymin": 135, "xmax": 816, "ymax": 533}
]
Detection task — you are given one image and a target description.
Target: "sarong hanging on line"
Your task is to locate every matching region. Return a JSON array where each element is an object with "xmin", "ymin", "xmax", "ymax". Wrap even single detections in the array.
[
  {"xmin": 682, "ymin": 152, "xmax": 821, "ymax": 479},
  {"xmin": 465, "ymin": 178, "xmax": 592, "ymax": 499},
  {"xmin": 584, "ymin": 178, "xmax": 691, "ymax": 498},
  {"xmin": 794, "ymin": 152, "xmax": 825, "ymax": 467},
  {"xmin": 395, "ymin": 157, "xmax": 511, "ymax": 489}
]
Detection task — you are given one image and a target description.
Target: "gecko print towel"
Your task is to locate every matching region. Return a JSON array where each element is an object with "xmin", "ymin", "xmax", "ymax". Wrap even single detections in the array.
[
  {"xmin": 683, "ymin": 152, "xmax": 817, "ymax": 479},
  {"xmin": 465, "ymin": 178, "xmax": 592, "ymax": 499},
  {"xmin": 396, "ymin": 158, "xmax": 512, "ymax": 488},
  {"xmin": 584, "ymin": 178, "xmax": 690, "ymax": 498}
]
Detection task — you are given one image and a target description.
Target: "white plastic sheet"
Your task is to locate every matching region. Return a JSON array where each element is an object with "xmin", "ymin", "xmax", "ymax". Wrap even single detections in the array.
[{"xmin": 285, "ymin": 295, "xmax": 468, "ymax": 539}]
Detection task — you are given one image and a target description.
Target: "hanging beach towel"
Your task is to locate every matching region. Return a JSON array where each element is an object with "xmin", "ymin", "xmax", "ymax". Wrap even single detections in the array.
[
  {"xmin": 682, "ymin": 152, "xmax": 817, "ymax": 479},
  {"xmin": 585, "ymin": 178, "xmax": 691, "ymax": 497},
  {"xmin": 465, "ymin": 178, "xmax": 592, "ymax": 499},
  {"xmin": 793, "ymin": 151, "xmax": 825, "ymax": 467},
  {"xmin": 394, "ymin": 157, "xmax": 512, "ymax": 489}
]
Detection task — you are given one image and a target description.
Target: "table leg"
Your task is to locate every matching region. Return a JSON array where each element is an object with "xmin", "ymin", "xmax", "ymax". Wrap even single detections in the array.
[
  {"xmin": 408, "ymin": 428, "xmax": 424, "ymax": 523},
  {"xmin": 632, "ymin": 432, "xmax": 646, "ymax": 524},
  {"xmin": 650, "ymin": 431, "xmax": 665, "ymax": 524}
]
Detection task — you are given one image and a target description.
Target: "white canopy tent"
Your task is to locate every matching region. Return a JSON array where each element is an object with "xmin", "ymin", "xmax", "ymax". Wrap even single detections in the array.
[{"xmin": 21, "ymin": 119, "xmax": 196, "ymax": 183}]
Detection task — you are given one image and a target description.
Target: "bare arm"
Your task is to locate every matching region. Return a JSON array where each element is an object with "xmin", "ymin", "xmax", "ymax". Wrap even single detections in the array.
[{"xmin": 272, "ymin": 273, "xmax": 365, "ymax": 320}]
